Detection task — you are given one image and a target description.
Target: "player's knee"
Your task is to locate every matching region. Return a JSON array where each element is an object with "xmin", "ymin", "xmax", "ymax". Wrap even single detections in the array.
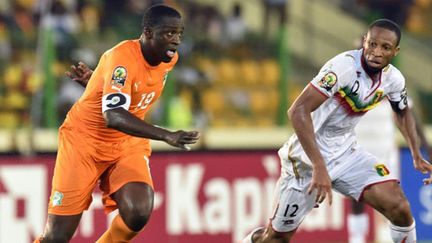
[
  {"xmin": 41, "ymin": 232, "xmax": 73, "ymax": 243},
  {"xmin": 122, "ymin": 203, "xmax": 153, "ymax": 232},
  {"xmin": 262, "ymin": 228, "xmax": 294, "ymax": 243},
  {"xmin": 386, "ymin": 199, "xmax": 412, "ymax": 225}
]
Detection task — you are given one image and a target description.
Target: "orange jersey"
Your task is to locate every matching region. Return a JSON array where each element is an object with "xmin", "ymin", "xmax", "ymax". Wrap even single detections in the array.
[{"xmin": 64, "ymin": 39, "xmax": 178, "ymax": 145}]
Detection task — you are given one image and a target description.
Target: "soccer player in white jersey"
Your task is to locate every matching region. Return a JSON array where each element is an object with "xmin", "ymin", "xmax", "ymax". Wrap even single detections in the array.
[{"xmin": 242, "ymin": 19, "xmax": 432, "ymax": 243}]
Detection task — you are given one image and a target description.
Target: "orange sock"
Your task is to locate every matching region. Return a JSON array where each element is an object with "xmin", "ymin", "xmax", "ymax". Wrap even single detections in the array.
[
  {"xmin": 96, "ymin": 215, "xmax": 139, "ymax": 243},
  {"xmin": 33, "ymin": 238, "xmax": 41, "ymax": 243}
]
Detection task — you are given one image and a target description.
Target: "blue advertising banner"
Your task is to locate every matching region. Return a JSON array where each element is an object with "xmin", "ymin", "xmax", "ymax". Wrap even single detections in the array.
[{"xmin": 400, "ymin": 148, "xmax": 432, "ymax": 241}]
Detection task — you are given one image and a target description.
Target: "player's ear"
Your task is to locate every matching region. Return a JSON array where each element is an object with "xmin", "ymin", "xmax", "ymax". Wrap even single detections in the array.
[
  {"xmin": 394, "ymin": 46, "xmax": 400, "ymax": 57},
  {"xmin": 362, "ymin": 34, "xmax": 367, "ymax": 48},
  {"xmin": 143, "ymin": 27, "xmax": 153, "ymax": 39}
]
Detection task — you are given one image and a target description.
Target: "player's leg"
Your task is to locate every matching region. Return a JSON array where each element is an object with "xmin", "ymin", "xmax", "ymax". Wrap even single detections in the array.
[
  {"xmin": 362, "ymin": 181, "xmax": 416, "ymax": 242},
  {"xmin": 247, "ymin": 226, "xmax": 298, "ymax": 243},
  {"xmin": 347, "ymin": 199, "xmax": 369, "ymax": 243},
  {"xmin": 36, "ymin": 127, "xmax": 100, "ymax": 242},
  {"xmin": 97, "ymin": 146, "xmax": 154, "ymax": 243},
  {"xmin": 114, "ymin": 182, "xmax": 154, "ymax": 231},
  {"xmin": 242, "ymin": 176, "xmax": 316, "ymax": 243},
  {"xmin": 333, "ymin": 148, "xmax": 415, "ymax": 243},
  {"xmin": 96, "ymin": 182, "xmax": 153, "ymax": 243},
  {"xmin": 36, "ymin": 214, "xmax": 82, "ymax": 243}
]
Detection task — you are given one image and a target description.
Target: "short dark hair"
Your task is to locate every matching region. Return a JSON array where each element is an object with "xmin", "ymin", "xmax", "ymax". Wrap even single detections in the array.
[
  {"xmin": 368, "ymin": 19, "xmax": 401, "ymax": 46},
  {"xmin": 142, "ymin": 5, "xmax": 181, "ymax": 28}
]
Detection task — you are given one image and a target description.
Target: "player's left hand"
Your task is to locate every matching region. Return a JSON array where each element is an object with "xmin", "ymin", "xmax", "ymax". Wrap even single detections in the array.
[
  {"xmin": 65, "ymin": 61, "xmax": 93, "ymax": 87},
  {"xmin": 413, "ymin": 157, "xmax": 432, "ymax": 185},
  {"xmin": 164, "ymin": 130, "xmax": 200, "ymax": 150}
]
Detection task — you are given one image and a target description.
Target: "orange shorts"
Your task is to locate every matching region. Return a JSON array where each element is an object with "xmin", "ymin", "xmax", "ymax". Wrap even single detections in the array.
[{"xmin": 48, "ymin": 125, "xmax": 153, "ymax": 215}]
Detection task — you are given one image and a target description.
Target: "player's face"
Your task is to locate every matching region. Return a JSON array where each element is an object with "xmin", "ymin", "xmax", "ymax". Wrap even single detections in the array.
[
  {"xmin": 363, "ymin": 27, "xmax": 400, "ymax": 70},
  {"xmin": 149, "ymin": 17, "xmax": 184, "ymax": 63}
]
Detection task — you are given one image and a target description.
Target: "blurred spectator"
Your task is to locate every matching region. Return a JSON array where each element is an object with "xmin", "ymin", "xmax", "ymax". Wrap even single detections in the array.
[
  {"xmin": 44, "ymin": 0, "xmax": 80, "ymax": 61},
  {"xmin": 357, "ymin": 0, "xmax": 414, "ymax": 26},
  {"xmin": 262, "ymin": 0, "xmax": 289, "ymax": 39},
  {"xmin": 6, "ymin": 2, "xmax": 37, "ymax": 50},
  {"xmin": 0, "ymin": 15, "xmax": 11, "ymax": 70},
  {"xmin": 224, "ymin": 3, "xmax": 247, "ymax": 44}
]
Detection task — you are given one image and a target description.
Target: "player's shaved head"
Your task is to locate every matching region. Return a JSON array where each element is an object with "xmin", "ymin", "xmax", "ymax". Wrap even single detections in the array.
[
  {"xmin": 368, "ymin": 19, "xmax": 401, "ymax": 46},
  {"xmin": 142, "ymin": 5, "xmax": 181, "ymax": 29}
]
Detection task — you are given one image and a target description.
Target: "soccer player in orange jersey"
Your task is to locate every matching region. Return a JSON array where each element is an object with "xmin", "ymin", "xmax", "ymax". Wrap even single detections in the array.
[{"xmin": 35, "ymin": 5, "xmax": 199, "ymax": 243}]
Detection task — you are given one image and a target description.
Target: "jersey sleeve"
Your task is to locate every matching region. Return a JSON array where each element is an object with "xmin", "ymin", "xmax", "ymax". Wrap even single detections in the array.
[
  {"xmin": 387, "ymin": 69, "xmax": 408, "ymax": 111},
  {"xmin": 310, "ymin": 54, "xmax": 356, "ymax": 97},
  {"xmin": 100, "ymin": 48, "xmax": 136, "ymax": 113}
]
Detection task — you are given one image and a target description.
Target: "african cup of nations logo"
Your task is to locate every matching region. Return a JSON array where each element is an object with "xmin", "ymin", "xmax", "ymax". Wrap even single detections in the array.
[
  {"xmin": 375, "ymin": 164, "xmax": 390, "ymax": 176},
  {"xmin": 111, "ymin": 66, "xmax": 127, "ymax": 87},
  {"xmin": 318, "ymin": 72, "xmax": 338, "ymax": 91}
]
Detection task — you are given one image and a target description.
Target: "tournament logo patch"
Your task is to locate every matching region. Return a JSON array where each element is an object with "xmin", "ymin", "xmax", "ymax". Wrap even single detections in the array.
[
  {"xmin": 318, "ymin": 72, "xmax": 337, "ymax": 91},
  {"xmin": 111, "ymin": 66, "xmax": 127, "ymax": 87},
  {"xmin": 375, "ymin": 164, "xmax": 390, "ymax": 176},
  {"xmin": 52, "ymin": 191, "xmax": 64, "ymax": 206}
]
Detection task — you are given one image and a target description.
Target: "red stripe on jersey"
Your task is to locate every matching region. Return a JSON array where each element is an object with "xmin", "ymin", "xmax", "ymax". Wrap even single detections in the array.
[{"xmin": 334, "ymin": 92, "xmax": 367, "ymax": 116}]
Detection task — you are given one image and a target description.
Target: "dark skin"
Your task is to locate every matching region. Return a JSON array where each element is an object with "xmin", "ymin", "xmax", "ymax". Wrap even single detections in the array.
[
  {"xmin": 41, "ymin": 15, "xmax": 199, "ymax": 243},
  {"xmin": 253, "ymin": 26, "xmax": 432, "ymax": 243}
]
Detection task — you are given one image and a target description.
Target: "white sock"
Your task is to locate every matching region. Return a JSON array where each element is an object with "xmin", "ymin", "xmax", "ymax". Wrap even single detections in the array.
[
  {"xmin": 348, "ymin": 213, "xmax": 369, "ymax": 243},
  {"xmin": 241, "ymin": 227, "xmax": 264, "ymax": 243},
  {"xmin": 390, "ymin": 220, "xmax": 416, "ymax": 243}
]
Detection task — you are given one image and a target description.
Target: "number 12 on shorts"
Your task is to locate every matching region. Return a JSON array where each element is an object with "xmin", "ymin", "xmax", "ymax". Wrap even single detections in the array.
[{"xmin": 283, "ymin": 204, "xmax": 299, "ymax": 217}]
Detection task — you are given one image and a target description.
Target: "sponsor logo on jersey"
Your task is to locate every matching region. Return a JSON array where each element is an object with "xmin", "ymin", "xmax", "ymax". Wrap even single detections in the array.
[
  {"xmin": 375, "ymin": 164, "xmax": 390, "ymax": 176},
  {"xmin": 318, "ymin": 72, "xmax": 337, "ymax": 91},
  {"xmin": 111, "ymin": 66, "xmax": 127, "ymax": 87},
  {"xmin": 52, "ymin": 191, "xmax": 64, "ymax": 206}
]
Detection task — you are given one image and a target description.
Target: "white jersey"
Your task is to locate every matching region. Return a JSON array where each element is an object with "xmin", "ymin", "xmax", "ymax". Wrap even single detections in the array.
[
  {"xmin": 356, "ymin": 100, "xmax": 399, "ymax": 177},
  {"xmin": 279, "ymin": 49, "xmax": 407, "ymax": 172}
]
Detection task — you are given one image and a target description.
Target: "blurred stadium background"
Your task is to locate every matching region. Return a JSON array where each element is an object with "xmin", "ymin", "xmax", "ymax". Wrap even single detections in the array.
[{"xmin": 0, "ymin": 0, "xmax": 432, "ymax": 242}]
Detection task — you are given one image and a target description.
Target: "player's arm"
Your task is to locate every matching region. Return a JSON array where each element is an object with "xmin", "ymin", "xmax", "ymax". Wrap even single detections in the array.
[
  {"xmin": 394, "ymin": 106, "xmax": 432, "ymax": 160},
  {"xmin": 391, "ymin": 97, "xmax": 432, "ymax": 185},
  {"xmin": 288, "ymin": 84, "xmax": 333, "ymax": 205},
  {"xmin": 65, "ymin": 62, "xmax": 93, "ymax": 87},
  {"xmin": 104, "ymin": 108, "xmax": 199, "ymax": 150}
]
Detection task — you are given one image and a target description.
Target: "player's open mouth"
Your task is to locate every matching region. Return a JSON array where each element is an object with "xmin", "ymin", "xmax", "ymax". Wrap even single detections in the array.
[
  {"xmin": 368, "ymin": 59, "xmax": 382, "ymax": 66},
  {"xmin": 166, "ymin": 49, "xmax": 176, "ymax": 58}
]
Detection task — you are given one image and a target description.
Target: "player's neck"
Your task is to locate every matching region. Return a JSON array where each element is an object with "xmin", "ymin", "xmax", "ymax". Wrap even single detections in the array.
[
  {"xmin": 361, "ymin": 53, "xmax": 381, "ymax": 82},
  {"xmin": 139, "ymin": 38, "xmax": 161, "ymax": 66}
]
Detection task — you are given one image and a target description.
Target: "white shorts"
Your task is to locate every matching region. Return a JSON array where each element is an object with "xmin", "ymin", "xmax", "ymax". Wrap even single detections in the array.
[{"xmin": 270, "ymin": 146, "xmax": 398, "ymax": 232}]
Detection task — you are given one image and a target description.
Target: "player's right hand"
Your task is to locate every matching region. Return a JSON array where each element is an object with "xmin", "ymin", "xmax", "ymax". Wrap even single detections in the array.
[
  {"xmin": 413, "ymin": 157, "xmax": 432, "ymax": 185},
  {"xmin": 307, "ymin": 166, "xmax": 333, "ymax": 205},
  {"xmin": 164, "ymin": 130, "xmax": 200, "ymax": 150},
  {"xmin": 65, "ymin": 61, "xmax": 93, "ymax": 87}
]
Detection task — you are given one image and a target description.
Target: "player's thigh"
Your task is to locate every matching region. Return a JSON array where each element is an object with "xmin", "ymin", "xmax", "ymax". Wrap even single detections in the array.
[
  {"xmin": 332, "ymin": 149, "xmax": 397, "ymax": 201},
  {"xmin": 269, "ymin": 176, "xmax": 317, "ymax": 234},
  {"xmin": 100, "ymin": 151, "xmax": 154, "ymax": 214},
  {"xmin": 49, "ymin": 127, "xmax": 102, "ymax": 215},
  {"xmin": 362, "ymin": 180, "xmax": 409, "ymax": 216}
]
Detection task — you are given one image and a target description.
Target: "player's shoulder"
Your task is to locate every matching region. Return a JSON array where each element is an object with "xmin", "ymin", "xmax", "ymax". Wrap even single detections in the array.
[
  {"xmin": 330, "ymin": 50, "xmax": 358, "ymax": 67},
  {"xmin": 103, "ymin": 40, "xmax": 138, "ymax": 58},
  {"xmin": 323, "ymin": 49, "xmax": 358, "ymax": 77},
  {"xmin": 383, "ymin": 64, "xmax": 405, "ymax": 82}
]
